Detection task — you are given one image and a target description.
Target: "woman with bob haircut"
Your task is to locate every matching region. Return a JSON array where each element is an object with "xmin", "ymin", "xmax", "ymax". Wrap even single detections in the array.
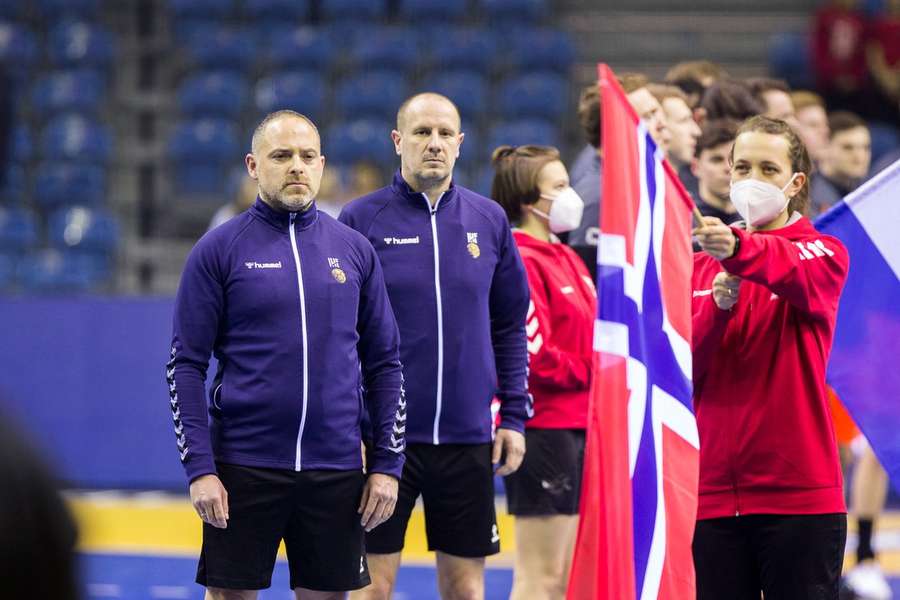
[
  {"xmin": 490, "ymin": 145, "xmax": 596, "ymax": 600},
  {"xmin": 692, "ymin": 115, "xmax": 850, "ymax": 599}
]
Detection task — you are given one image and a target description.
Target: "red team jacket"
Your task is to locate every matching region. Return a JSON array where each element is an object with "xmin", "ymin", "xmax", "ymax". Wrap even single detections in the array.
[
  {"xmin": 514, "ymin": 231, "xmax": 596, "ymax": 430},
  {"xmin": 692, "ymin": 217, "xmax": 849, "ymax": 520}
]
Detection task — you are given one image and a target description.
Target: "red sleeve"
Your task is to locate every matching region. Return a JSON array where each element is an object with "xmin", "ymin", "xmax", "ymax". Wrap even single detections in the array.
[
  {"xmin": 691, "ymin": 256, "xmax": 733, "ymax": 389},
  {"xmin": 523, "ymin": 255, "xmax": 592, "ymax": 391},
  {"xmin": 721, "ymin": 227, "xmax": 849, "ymax": 321}
]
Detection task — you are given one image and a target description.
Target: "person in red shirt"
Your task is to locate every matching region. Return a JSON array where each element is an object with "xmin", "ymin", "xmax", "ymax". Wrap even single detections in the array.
[
  {"xmin": 812, "ymin": 0, "xmax": 869, "ymax": 113},
  {"xmin": 691, "ymin": 115, "xmax": 849, "ymax": 600},
  {"xmin": 866, "ymin": 0, "xmax": 900, "ymax": 125},
  {"xmin": 490, "ymin": 145, "xmax": 596, "ymax": 600}
]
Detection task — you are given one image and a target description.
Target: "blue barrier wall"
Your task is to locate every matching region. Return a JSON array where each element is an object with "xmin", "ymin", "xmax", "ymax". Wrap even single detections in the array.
[{"xmin": 0, "ymin": 297, "xmax": 193, "ymax": 490}]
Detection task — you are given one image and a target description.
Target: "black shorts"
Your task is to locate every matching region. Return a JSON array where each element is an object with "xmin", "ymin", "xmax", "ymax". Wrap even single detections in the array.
[
  {"xmin": 693, "ymin": 513, "xmax": 846, "ymax": 600},
  {"xmin": 504, "ymin": 428, "xmax": 585, "ymax": 516},
  {"xmin": 197, "ymin": 463, "xmax": 370, "ymax": 592},
  {"xmin": 365, "ymin": 443, "xmax": 500, "ymax": 557}
]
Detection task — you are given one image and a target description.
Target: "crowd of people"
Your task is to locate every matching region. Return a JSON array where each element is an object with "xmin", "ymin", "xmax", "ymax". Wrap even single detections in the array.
[{"xmin": 168, "ymin": 53, "xmax": 897, "ymax": 600}]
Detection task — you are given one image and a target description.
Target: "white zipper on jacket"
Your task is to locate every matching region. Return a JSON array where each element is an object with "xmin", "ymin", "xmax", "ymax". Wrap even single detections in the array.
[
  {"xmin": 424, "ymin": 192, "xmax": 445, "ymax": 445},
  {"xmin": 289, "ymin": 213, "xmax": 310, "ymax": 470}
]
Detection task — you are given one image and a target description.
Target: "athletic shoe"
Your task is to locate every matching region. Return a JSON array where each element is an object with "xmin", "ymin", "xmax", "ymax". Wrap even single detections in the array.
[{"xmin": 844, "ymin": 561, "xmax": 893, "ymax": 600}]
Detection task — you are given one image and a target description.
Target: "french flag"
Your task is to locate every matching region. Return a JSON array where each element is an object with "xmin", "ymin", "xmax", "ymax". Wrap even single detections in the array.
[
  {"xmin": 567, "ymin": 64, "xmax": 699, "ymax": 600},
  {"xmin": 815, "ymin": 160, "xmax": 900, "ymax": 487}
]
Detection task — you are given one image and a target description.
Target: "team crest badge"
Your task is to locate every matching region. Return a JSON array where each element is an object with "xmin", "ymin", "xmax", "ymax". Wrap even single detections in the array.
[
  {"xmin": 328, "ymin": 257, "xmax": 346, "ymax": 283},
  {"xmin": 467, "ymin": 232, "xmax": 480, "ymax": 259}
]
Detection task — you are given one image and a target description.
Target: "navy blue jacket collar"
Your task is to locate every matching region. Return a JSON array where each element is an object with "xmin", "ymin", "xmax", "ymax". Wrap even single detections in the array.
[
  {"xmin": 390, "ymin": 170, "xmax": 458, "ymax": 211},
  {"xmin": 250, "ymin": 197, "xmax": 319, "ymax": 231}
]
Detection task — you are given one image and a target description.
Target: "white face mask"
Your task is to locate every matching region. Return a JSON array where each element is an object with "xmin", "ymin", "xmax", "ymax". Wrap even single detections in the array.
[
  {"xmin": 729, "ymin": 174, "xmax": 799, "ymax": 227},
  {"xmin": 532, "ymin": 187, "xmax": 585, "ymax": 233}
]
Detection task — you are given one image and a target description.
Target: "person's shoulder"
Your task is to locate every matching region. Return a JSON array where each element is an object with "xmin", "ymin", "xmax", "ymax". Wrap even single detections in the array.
[
  {"xmin": 341, "ymin": 186, "xmax": 394, "ymax": 220},
  {"xmin": 195, "ymin": 209, "xmax": 255, "ymax": 253},
  {"xmin": 455, "ymin": 185, "xmax": 508, "ymax": 226}
]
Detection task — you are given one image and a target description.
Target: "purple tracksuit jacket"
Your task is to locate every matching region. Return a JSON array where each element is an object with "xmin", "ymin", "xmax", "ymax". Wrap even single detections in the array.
[
  {"xmin": 339, "ymin": 172, "xmax": 531, "ymax": 445},
  {"xmin": 167, "ymin": 198, "xmax": 405, "ymax": 483}
]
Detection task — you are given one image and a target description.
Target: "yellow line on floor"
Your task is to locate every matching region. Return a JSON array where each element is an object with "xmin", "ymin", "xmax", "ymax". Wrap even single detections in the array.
[{"xmin": 67, "ymin": 495, "xmax": 516, "ymax": 565}]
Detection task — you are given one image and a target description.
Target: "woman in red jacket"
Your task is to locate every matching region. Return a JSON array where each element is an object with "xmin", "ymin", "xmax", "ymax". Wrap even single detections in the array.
[
  {"xmin": 692, "ymin": 115, "xmax": 849, "ymax": 599},
  {"xmin": 490, "ymin": 145, "xmax": 596, "ymax": 600}
]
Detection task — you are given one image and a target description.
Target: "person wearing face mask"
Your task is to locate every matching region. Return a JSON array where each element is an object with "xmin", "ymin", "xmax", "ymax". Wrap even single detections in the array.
[
  {"xmin": 489, "ymin": 145, "xmax": 595, "ymax": 600},
  {"xmin": 169, "ymin": 110, "xmax": 405, "ymax": 599},
  {"xmin": 340, "ymin": 94, "xmax": 531, "ymax": 600},
  {"xmin": 691, "ymin": 115, "xmax": 850, "ymax": 600}
]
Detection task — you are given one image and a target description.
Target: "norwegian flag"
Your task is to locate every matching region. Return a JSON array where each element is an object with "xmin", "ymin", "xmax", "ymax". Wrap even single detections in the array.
[{"xmin": 567, "ymin": 64, "xmax": 699, "ymax": 600}]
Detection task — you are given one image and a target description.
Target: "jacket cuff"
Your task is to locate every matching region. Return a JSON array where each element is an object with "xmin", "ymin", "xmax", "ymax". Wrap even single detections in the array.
[
  {"xmin": 185, "ymin": 457, "xmax": 217, "ymax": 484},
  {"xmin": 498, "ymin": 415, "xmax": 527, "ymax": 435},
  {"xmin": 368, "ymin": 450, "xmax": 405, "ymax": 480}
]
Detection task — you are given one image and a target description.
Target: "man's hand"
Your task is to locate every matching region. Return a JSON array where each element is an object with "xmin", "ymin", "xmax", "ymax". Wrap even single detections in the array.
[
  {"xmin": 693, "ymin": 216, "xmax": 737, "ymax": 260},
  {"xmin": 358, "ymin": 473, "xmax": 398, "ymax": 532},
  {"xmin": 493, "ymin": 428, "xmax": 526, "ymax": 476},
  {"xmin": 712, "ymin": 271, "xmax": 742, "ymax": 311},
  {"xmin": 190, "ymin": 474, "xmax": 229, "ymax": 529}
]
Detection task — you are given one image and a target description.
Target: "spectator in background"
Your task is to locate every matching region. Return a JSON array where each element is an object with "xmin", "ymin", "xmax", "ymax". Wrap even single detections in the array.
[
  {"xmin": 311, "ymin": 168, "xmax": 343, "ymax": 218},
  {"xmin": 691, "ymin": 119, "xmax": 741, "ymax": 227},
  {"xmin": 346, "ymin": 161, "xmax": 385, "ymax": 200},
  {"xmin": 0, "ymin": 413, "xmax": 80, "ymax": 599},
  {"xmin": 746, "ymin": 77, "xmax": 797, "ymax": 127},
  {"xmin": 650, "ymin": 84, "xmax": 701, "ymax": 170},
  {"xmin": 208, "ymin": 172, "xmax": 258, "ymax": 231},
  {"xmin": 791, "ymin": 91, "xmax": 831, "ymax": 166},
  {"xmin": 620, "ymin": 72, "xmax": 671, "ymax": 155},
  {"xmin": 810, "ymin": 111, "xmax": 871, "ymax": 214},
  {"xmin": 812, "ymin": 0, "xmax": 868, "ymax": 114},
  {"xmin": 568, "ymin": 84, "xmax": 603, "ymax": 280},
  {"xmin": 491, "ymin": 145, "xmax": 595, "ymax": 600},
  {"xmin": 699, "ymin": 79, "xmax": 764, "ymax": 124},
  {"xmin": 665, "ymin": 60, "xmax": 729, "ymax": 111},
  {"xmin": 866, "ymin": 0, "xmax": 900, "ymax": 125}
]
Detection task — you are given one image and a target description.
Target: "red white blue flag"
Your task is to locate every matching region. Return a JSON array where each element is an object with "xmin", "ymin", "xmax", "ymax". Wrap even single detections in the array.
[{"xmin": 567, "ymin": 64, "xmax": 699, "ymax": 600}]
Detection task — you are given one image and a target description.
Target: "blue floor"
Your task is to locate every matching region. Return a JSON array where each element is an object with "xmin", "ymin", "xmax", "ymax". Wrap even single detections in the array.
[{"xmin": 80, "ymin": 553, "xmax": 514, "ymax": 599}]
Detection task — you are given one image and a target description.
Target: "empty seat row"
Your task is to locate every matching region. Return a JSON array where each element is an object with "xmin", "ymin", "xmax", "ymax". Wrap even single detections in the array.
[
  {"xmin": 11, "ymin": 116, "xmax": 112, "ymax": 164},
  {"xmin": 0, "ymin": 205, "xmax": 118, "ymax": 253},
  {"xmin": 0, "ymin": 20, "xmax": 115, "ymax": 77}
]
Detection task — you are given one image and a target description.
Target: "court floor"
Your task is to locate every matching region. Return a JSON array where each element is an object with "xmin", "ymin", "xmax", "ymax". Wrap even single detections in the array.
[{"xmin": 72, "ymin": 492, "xmax": 900, "ymax": 599}]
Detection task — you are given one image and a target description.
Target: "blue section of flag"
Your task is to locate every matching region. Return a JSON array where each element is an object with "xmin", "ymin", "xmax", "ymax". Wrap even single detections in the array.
[{"xmin": 816, "ymin": 163, "xmax": 900, "ymax": 490}]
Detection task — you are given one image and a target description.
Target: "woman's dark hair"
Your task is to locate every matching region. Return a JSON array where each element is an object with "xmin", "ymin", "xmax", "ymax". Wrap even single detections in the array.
[
  {"xmin": 731, "ymin": 115, "xmax": 812, "ymax": 215},
  {"xmin": 490, "ymin": 145, "xmax": 561, "ymax": 225}
]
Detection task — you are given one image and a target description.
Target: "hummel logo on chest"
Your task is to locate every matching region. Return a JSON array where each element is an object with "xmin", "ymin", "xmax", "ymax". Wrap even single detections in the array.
[
  {"xmin": 383, "ymin": 236, "xmax": 420, "ymax": 245},
  {"xmin": 245, "ymin": 261, "xmax": 283, "ymax": 269}
]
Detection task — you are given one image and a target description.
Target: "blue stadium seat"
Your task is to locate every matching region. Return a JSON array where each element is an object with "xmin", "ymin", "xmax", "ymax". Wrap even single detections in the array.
[
  {"xmin": 49, "ymin": 206, "xmax": 119, "ymax": 253},
  {"xmin": 0, "ymin": 22, "xmax": 39, "ymax": 76},
  {"xmin": 868, "ymin": 122, "xmax": 900, "ymax": 166},
  {"xmin": 18, "ymin": 249, "xmax": 109, "ymax": 292},
  {"xmin": 12, "ymin": 125, "xmax": 32, "ymax": 163},
  {"xmin": 768, "ymin": 32, "xmax": 813, "ymax": 91},
  {"xmin": 335, "ymin": 71, "xmax": 408, "ymax": 120},
  {"xmin": 173, "ymin": 164, "xmax": 231, "ymax": 195},
  {"xmin": 349, "ymin": 28, "xmax": 419, "ymax": 71},
  {"xmin": 48, "ymin": 22, "xmax": 114, "ymax": 69},
  {"xmin": 324, "ymin": 120, "xmax": 395, "ymax": 167},
  {"xmin": 507, "ymin": 28, "xmax": 575, "ymax": 73},
  {"xmin": 398, "ymin": 0, "xmax": 468, "ymax": 21},
  {"xmin": 488, "ymin": 119, "xmax": 560, "ymax": 150},
  {"xmin": 473, "ymin": 165, "xmax": 495, "ymax": 197},
  {"xmin": 184, "ymin": 26, "xmax": 256, "ymax": 71},
  {"xmin": 32, "ymin": 70, "xmax": 106, "ymax": 117},
  {"xmin": 36, "ymin": 0, "xmax": 101, "ymax": 19},
  {"xmin": 0, "ymin": 207, "xmax": 38, "ymax": 252},
  {"xmin": 498, "ymin": 72, "xmax": 567, "ymax": 120},
  {"xmin": 41, "ymin": 115, "xmax": 112, "ymax": 163},
  {"xmin": 422, "ymin": 70, "xmax": 488, "ymax": 121},
  {"xmin": 168, "ymin": 0, "xmax": 235, "ymax": 20},
  {"xmin": 429, "ymin": 28, "xmax": 498, "ymax": 73},
  {"xmin": 244, "ymin": 0, "xmax": 309, "ymax": 21},
  {"xmin": 0, "ymin": 165, "xmax": 27, "ymax": 203},
  {"xmin": 168, "ymin": 119, "xmax": 240, "ymax": 162},
  {"xmin": 265, "ymin": 27, "xmax": 337, "ymax": 72},
  {"xmin": 482, "ymin": 0, "xmax": 548, "ymax": 22},
  {"xmin": 0, "ymin": 252, "xmax": 13, "ymax": 287},
  {"xmin": 34, "ymin": 163, "xmax": 106, "ymax": 208},
  {"xmin": 319, "ymin": 0, "xmax": 387, "ymax": 21},
  {"xmin": 177, "ymin": 71, "xmax": 248, "ymax": 118},
  {"xmin": 456, "ymin": 126, "xmax": 481, "ymax": 167},
  {"xmin": 0, "ymin": 1, "xmax": 26, "ymax": 19},
  {"xmin": 254, "ymin": 71, "xmax": 325, "ymax": 117}
]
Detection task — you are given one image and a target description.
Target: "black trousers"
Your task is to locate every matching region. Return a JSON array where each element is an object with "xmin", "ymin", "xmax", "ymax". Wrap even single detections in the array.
[{"xmin": 693, "ymin": 513, "xmax": 847, "ymax": 600}]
